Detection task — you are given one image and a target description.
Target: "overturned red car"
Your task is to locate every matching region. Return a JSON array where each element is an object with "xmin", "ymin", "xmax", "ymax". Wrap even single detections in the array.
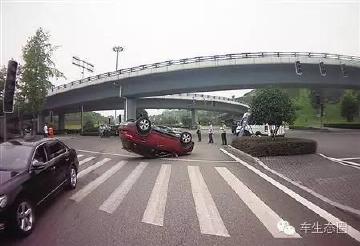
[{"xmin": 119, "ymin": 117, "xmax": 194, "ymax": 158}]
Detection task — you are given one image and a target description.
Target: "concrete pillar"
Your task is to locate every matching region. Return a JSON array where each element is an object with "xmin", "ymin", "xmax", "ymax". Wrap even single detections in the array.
[
  {"xmin": 80, "ymin": 105, "xmax": 84, "ymax": 134},
  {"xmin": 191, "ymin": 109, "xmax": 198, "ymax": 129},
  {"xmin": 58, "ymin": 113, "xmax": 65, "ymax": 133},
  {"xmin": 125, "ymin": 98, "xmax": 137, "ymax": 121}
]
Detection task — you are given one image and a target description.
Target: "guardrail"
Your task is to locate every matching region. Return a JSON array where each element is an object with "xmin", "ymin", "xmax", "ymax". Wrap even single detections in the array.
[
  {"xmin": 148, "ymin": 93, "xmax": 248, "ymax": 107},
  {"xmin": 49, "ymin": 52, "xmax": 360, "ymax": 95}
]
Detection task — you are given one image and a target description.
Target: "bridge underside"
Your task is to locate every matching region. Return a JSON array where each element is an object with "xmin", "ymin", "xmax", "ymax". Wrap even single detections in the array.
[{"xmin": 44, "ymin": 97, "xmax": 247, "ymax": 115}]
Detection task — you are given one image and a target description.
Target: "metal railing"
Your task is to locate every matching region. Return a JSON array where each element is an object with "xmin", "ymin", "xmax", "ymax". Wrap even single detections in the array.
[
  {"xmin": 49, "ymin": 52, "xmax": 360, "ymax": 95},
  {"xmin": 148, "ymin": 93, "xmax": 248, "ymax": 107}
]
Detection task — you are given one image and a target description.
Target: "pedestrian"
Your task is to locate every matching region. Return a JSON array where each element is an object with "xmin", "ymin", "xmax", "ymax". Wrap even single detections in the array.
[
  {"xmin": 208, "ymin": 122, "xmax": 214, "ymax": 143},
  {"xmin": 220, "ymin": 122, "xmax": 227, "ymax": 145},
  {"xmin": 196, "ymin": 122, "xmax": 202, "ymax": 142},
  {"xmin": 43, "ymin": 123, "xmax": 48, "ymax": 138}
]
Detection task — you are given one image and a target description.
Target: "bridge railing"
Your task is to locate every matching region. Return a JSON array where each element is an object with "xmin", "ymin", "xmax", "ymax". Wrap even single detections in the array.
[
  {"xmin": 49, "ymin": 52, "xmax": 360, "ymax": 95},
  {"xmin": 148, "ymin": 93, "xmax": 248, "ymax": 107}
]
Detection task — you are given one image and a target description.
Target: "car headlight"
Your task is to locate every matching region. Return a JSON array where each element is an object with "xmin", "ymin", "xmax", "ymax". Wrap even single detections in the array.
[{"xmin": 0, "ymin": 195, "xmax": 8, "ymax": 208}]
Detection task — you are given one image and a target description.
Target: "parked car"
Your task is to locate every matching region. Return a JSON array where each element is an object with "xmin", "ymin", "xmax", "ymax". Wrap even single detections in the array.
[
  {"xmin": 119, "ymin": 117, "xmax": 194, "ymax": 158},
  {"xmin": 0, "ymin": 138, "xmax": 79, "ymax": 237}
]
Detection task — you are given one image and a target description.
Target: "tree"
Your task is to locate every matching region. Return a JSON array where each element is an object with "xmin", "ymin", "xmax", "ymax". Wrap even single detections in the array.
[
  {"xmin": 180, "ymin": 115, "xmax": 192, "ymax": 128},
  {"xmin": 341, "ymin": 90, "xmax": 359, "ymax": 122},
  {"xmin": 21, "ymin": 28, "xmax": 64, "ymax": 117},
  {"xmin": 0, "ymin": 66, "xmax": 6, "ymax": 114},
  {"xmin": 251, "ymin": 88, "xmax": 295, "ymax": 138}
]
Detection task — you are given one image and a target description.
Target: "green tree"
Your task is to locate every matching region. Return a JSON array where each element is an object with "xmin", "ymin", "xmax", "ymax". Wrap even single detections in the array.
[
  {"xmin": 0, "ymin": 66, "xmax": 6, "ymax": 114},
  {"xmin": 340, "ymin": 90, "xmax": 359, "ymax": 122},
  {"xmin": 21, "ymin": 28, "xmax": 64, "ymax": 117},
  {"xmin": 251, "ymin": 88, "xmax": 295, "ymax": 138},
  {"xmin": 180, "ymin": 115, "xmax": 192, "ymax": 128}
]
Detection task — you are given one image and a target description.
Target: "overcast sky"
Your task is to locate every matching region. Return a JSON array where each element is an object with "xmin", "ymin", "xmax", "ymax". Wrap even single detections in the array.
[{"xmin": 1, "ymin": 0, "xmax": 359, "ymax": 116}]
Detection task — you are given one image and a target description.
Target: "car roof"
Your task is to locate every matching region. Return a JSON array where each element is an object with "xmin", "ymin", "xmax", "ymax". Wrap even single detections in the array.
[{"xmin": 1, "ymin": 136, "xmax": 59, "ymax": 147}]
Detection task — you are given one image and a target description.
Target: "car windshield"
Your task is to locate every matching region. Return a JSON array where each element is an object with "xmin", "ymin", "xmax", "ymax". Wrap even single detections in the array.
[{"xmin": 0, "ymin": 143, "xmax": 33, "ymax": 170}]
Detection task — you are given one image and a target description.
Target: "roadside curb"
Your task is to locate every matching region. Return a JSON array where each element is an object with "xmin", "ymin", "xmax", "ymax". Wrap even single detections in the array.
[{"xmin": 225, "ymin": 144, "xmax": 360, "ymax": 217}]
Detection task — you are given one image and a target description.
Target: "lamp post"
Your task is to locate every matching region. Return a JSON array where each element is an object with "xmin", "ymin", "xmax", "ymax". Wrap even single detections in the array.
[
  {"xmin": 113, "ymin": 46, "xmax": 124, "ymax": 123},
  {"xmin": 113, "ymin": 46, "xmax": 124, "ymax": 71}
]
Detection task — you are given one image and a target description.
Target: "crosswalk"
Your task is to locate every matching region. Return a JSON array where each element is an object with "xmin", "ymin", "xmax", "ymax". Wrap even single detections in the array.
[{"xmin": 70, "ymin": 153, "xmax": 354, "ymax": 241}]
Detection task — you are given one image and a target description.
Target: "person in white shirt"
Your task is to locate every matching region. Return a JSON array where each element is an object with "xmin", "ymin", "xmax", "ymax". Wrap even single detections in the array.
[
  {"xmin": 208, "ymin": 123, "xmax": 214, "ymax": 143},
  {"xmin": 43, "ymin": 123, "xmax": 48, "ymax": 138}
]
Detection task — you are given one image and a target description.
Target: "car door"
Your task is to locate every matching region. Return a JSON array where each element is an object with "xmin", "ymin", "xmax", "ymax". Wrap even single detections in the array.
[
  {"xmin": 29, "ymin": 143, "xmax": 57, "ymax": 205},
  {"xmin": 46, "ymin": 140, "xmax": 69, "ymax": 187}
]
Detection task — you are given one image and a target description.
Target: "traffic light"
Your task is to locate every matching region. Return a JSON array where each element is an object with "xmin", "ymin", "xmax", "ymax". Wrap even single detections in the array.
[
  {"xmin": 295, "ymin": 61, "xmax": 303, "ymax": 75},
  {"xmin": 319, "ymin": 62, "xmax": 326, "ymax": 76},
  {"xmin": 3, "ymin": 60, "xmax": 18, "ymax": 113},
  {"xmin": 340, "ymin": 64, "xmax": 348, "ymax": 77}
]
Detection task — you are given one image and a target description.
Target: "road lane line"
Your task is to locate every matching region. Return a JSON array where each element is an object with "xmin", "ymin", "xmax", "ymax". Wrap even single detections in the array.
[
  {"xmin": 77, "ymin": 154, "xmax": 84, "ymax": 158},
  {"xmin": 339, "ymin": 157, "xmax": 360, "ymax": 161},
  {"xmin": 221, "ymin": 148, "xmax": 360, "ymax": 243},
  {"xmin": 319, "ymin": 154, "xmax": 360, "ymax": 169},
  {"xmin": 215, "ymin": 167, "xmax": 301, "ymax": 238},
  {"xmin": 99, "ymin": 162, "xmax": 148, "ymax": 214},
  {"xmin": 77, "ymin": 149, "xmax": 136, "ymax": 158},
  {"xmin": 78, "ymin": 158, "xmax": 111, "ymax": 178},
  {"xmin": 142, "ymin": 164, "xmax": 171, "ymax": 226},
  {"xmin": 79, "ymin": 156, "xmax": 95, "ymax": 166},
  {"xmin": 70, "ymin": 161, "xmax": 126, "ymax": 202},
  {"xmin": 187, "ymin": 166, "xmax": 230, "ymax": 237}
]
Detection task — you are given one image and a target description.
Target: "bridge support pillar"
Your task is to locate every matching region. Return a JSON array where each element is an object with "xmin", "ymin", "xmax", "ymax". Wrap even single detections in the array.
[
  {"xmin": 191, "ymin": 109, "xmax": 198, "ymax": 129},
  {"xmin": 125, "ymin": 98, "xmax": 137, "ymax": 121},
  {"xmin": 58, "ymin": 113, "xmax": 65, "ymax": 133}
]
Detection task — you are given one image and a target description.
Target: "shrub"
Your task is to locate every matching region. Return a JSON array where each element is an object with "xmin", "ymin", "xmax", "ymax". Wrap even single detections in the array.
[
  {"xmin": 231, "ymin": 137, "xmax": 317, "ymax": 157},
  {"xmin": 323, "ymin": 123, "xmax": 360, "ymax": 129}
]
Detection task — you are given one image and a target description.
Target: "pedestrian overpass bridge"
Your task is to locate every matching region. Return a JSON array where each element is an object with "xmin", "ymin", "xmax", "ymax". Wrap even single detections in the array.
[{"xmin": 45, "ymin": 52, "xmax": 360, "ymax": 121}]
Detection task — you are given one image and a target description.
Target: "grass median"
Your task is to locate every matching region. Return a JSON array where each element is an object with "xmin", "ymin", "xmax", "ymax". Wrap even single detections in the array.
[{"xmin": 231, "ymin": 136, "xmax": 317, "ymax": 157}]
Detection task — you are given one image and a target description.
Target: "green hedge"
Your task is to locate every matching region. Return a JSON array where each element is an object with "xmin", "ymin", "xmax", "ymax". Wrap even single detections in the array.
[
  {"xmin": 231, "ymin": 137, "xmax": 317, "ymax": 157},
  {"xmin": 323, "ymin": 123, "xmax": 360, "ymax": 129}
]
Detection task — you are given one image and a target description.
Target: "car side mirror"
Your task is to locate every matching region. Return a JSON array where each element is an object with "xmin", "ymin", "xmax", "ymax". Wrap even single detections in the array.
[{"xmin": 32, "ymin": 160, "xmax": 46, "ymax": 170}]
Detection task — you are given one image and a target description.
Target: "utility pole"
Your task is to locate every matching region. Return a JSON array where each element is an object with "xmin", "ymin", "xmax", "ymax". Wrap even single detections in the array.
[{"xmin": 113, "ymin": 46, "xmax": 124, "ymax": 123}]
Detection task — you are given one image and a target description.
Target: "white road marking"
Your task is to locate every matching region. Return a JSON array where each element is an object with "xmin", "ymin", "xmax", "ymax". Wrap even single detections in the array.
[
  {"xmin": 70, "ymin": 161, "xmax": 126, "ymax": 202},
  {"xmin": 215, "ymin": 167, "xmax": 301, "ymax": 238},
  {"xmin": 221, "ymin": 148, "xmax": 360, "ymax": 243},
  {"xmin": 228, "ymin": 145, "xmax": 360, "ymax": 216},
  {"xmin": 319, "ymin": 153, "xmax": 360, "ymax": 169},
  {"xmin": 77, "ymin": 154, "xmax": 84, "ymax": 158},
  {"xmin": 78, "ymin": 158, "xmax": 111, "ymax": 178},
  {"xmin": 77, "ymin": 149, "xmax": 136, "ymax": 158},
  {"xmin": 338, "ymin": 157, "xmax": 360, "ymax": 161},
  {"xmin": 79, "ymin": 156, "xmax": 95, "ymax": 166},
  {"xmin": 99, "ymin": 162, "xmax": 148, "ymax": 214},
  {"xmin": 142, "ymin": 164, "xmax": 171, "ymax": 226},
  {"xmin": 162, "ymin": 158, "xmax": 236, "ymax": 163},
  {"xmin": 187, "ymin": 166, "xmax": 230, "ymax": 237}
]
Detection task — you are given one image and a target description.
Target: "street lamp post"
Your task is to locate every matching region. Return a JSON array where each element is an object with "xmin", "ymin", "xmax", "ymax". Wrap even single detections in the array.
[
  {"xmin": 113, "ymin": 46, "xmax": 124, "ymax": 123},
  {"xmin": 113, "ymin": 46, "xmax": 124, "ymax": 71}
]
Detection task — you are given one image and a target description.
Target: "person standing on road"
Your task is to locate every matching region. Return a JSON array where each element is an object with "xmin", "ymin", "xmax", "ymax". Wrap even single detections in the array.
[
  {"xmin": 43, "ymin": 123, "xmax": 48, "ymax": 138},
  {"xmin": 220, "ymin": 122, "xmax": 227, "ymax": 145},
  {"xmin": 208, "ymin": 122, "xmax": 214, "ymax": 143},
  {"xmin": 196, "ymin": 122, "xmax": 202, "ymax": 142}
]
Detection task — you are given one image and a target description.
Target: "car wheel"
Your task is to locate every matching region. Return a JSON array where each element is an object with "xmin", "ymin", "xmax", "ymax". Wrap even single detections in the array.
[
  {"xmin": 136, "ymin": 117, "xmax": 151, "ymax": 134},
  {"xmin": 10, "ymin": 199, "xmax": 35, "ymax": 237},
  {"xmin": 255, "ymin": 131, "xmax": 262, "ymax": 136},
  {"xmin": 66, "ymin": 165, "xmax": 77, "ymax": 190},
  {"xmin": 180, "ymin": 132, "xmax": 192, "ymax": 145}
]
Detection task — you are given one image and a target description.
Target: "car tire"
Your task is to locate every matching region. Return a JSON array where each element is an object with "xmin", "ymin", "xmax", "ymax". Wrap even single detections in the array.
[
  {"xmin": 66, "ymin": 165, "xmax": 78, "ymax": 190},
  {"xmin": 9, "ymin": 198, "xmax": 35, "ymax": 237},
  {"xmin": 180, "ymin": 132, "xmax": 192, "ymax": 145},
  {"xmin": 255, "ymin": 131, "xmax": 262, "ymax": 136},
  {"xmin": 136, "ymin": 117, "xmax": 152, "ymax": 134}
]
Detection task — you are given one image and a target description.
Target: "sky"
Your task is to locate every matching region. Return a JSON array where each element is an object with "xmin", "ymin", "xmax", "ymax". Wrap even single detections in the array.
[{"xmin": 1, "ymin": 0, "xmax": 360, "ymax": 116}]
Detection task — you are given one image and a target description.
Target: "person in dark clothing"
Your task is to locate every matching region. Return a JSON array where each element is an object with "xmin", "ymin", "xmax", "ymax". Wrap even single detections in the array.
[
  {"xmin": 196, "ymin": 122, "xmax": 202, "ymax": 142},
  {"xmin": 220, "ymin": 123, "xmax": 227, "ymax": 145}
]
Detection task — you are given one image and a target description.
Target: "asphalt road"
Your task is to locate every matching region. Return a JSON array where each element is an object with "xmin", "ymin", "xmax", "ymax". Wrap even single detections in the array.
[{"xmin": 2, "ymin": 133, "xmax": 360, "ymax": 246}]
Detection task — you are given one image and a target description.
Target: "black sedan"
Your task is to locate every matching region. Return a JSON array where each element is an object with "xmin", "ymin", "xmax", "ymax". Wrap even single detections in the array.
[{"xmin": 0, "ymin": 138, "xmax": 79, "ymax": 237}]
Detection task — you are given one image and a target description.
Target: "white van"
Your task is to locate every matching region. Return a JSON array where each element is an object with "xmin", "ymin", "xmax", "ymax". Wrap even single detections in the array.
[{"xmin": 250, "ymin": 124, "xmax": 286, "ymax": 136}]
